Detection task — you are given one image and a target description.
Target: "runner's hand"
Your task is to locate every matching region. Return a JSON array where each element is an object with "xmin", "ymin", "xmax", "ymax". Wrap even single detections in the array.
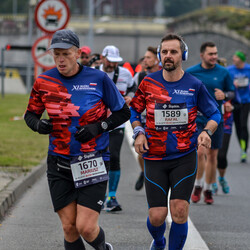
[
  {"xmin": 214, "ymin": 88, "xmax": 225, "ymax": 100},
  {"xmin": 36, "ymin": 119, "xmax": 53, "ymax": 134},
  {"xmin": 197, "ymin": 132, "xmax": 211, "ymax": 148},
  {"xmin": 134, "ymin": 134, "xmax": 149, "ymax": 155},
  {"xmin": 75, "ymin": 123, "xmax": 102, "ymax": 143}
]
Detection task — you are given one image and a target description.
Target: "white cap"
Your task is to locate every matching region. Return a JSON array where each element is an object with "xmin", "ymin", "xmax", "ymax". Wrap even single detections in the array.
[{"xmin": 102, "ymin": 45, "xmax": 123, "ymax": 62}]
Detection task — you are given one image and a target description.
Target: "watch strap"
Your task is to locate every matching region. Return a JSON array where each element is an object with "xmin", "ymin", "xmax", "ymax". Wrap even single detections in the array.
[{"xmin": 202, "ymin": 129, "xmax": 212, "ymax": 138}]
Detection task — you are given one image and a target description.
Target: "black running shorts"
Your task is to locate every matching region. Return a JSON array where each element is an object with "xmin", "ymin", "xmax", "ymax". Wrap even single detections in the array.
[
  {"xmin": 47, "ymin": 154, "xmax": 109, "ymax": 213},
  {"xmin": 144, "ymin": 150, "xmax": 197, "ymax": 208}
]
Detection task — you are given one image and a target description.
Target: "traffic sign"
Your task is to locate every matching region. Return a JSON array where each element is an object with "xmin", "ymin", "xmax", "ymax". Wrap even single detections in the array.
[
  {"xmin": 32, "ymin": 35, "xmax": 55, "ymax": 69},
  {"xmin": 35, "ymin": 0, "xmax": 70, "ymax": 34}
]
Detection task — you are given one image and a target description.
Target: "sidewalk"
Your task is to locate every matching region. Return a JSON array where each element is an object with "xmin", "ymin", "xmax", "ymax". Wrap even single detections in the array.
[{"xmin": 0, "ymin": 159, "xmax": 46, "ymax": 221}]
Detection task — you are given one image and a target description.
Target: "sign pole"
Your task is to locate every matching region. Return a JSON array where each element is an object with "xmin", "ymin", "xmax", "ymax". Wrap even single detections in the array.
[
  {"xmin": 1, "ymin": 48, "xmax": 5, "ymax": 98},
  {"xmin": 26, "ymin": 1, "xmax": 35, "ymax": 94}
]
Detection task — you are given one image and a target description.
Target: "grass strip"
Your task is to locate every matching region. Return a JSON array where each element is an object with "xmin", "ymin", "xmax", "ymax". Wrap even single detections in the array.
[{"xmin": 0, "ymin": 94, "xmax": 48, "ymax": 170}]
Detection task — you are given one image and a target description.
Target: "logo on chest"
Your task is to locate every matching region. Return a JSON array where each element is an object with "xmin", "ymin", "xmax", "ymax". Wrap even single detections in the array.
[
  {"xmin": 71, "ymin": 84, "xmax": 97, "ymax": 91},
  {"xmin": 172, "ymin": 89, "xmax": 194, "ymax": 96}
]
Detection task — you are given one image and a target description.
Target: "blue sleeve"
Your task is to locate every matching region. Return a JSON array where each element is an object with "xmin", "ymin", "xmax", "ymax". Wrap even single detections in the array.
[
  {"xmin": 207, "ymin": 108, "xmax": 221, "ymax": 124},
  {"xmin": 130, "ymin": 106, "xmax": 142, "ymax": 124},
  {"xmin": 102, "ymin": 73, "xmax": 125, "ymax": 111},
  {"xmin": 197, "ymin": 83, "xmax": 219, "ymax": 119}
]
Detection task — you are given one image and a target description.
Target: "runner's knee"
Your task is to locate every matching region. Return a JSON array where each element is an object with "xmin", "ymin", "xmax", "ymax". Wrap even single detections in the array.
[
  {"xmin": 149, "ymin": 208, "xmax": 167, "ymax": 226},
  {"xmin": 170, "ymin": 200, "xmax": 189, "ymax": 224},
  {"xmin": 62, "ymin": 221, "xmax": 78, "ymax": 238},
  {"xmin": 76, "ymin": 222, "xmax": 98, "ymax": 240}
]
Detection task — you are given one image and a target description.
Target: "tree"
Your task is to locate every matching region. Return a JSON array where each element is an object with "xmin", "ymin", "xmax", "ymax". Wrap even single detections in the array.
[
  {"xmin": 164, "ymin": 0, "xmax": 201, "ymax": 17},
  {"xmin": 0, "ymin": 0, "xmax": 28, "ymax": 14}
]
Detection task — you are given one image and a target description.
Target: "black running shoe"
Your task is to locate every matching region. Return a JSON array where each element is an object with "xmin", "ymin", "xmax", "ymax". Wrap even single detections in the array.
[
  {"xmin": 135, "ymin": 172, "xmax": 144, "ymax": 191},
  {"xmin": 106, "ymin": 196, "xmax": 122, "ymax": 212}
]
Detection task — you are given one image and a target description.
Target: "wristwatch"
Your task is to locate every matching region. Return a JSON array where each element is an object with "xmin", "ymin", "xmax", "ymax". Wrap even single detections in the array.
[
  {"xmin": 101, "ymin": 121, "xmax": 108, "ymax": 131},
  {"xmin": 202, "ymin": 129, "xmax": 212, "ymax": 138}
]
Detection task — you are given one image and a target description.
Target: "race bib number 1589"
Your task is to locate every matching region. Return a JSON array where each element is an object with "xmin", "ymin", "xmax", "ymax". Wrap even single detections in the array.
[{"xmin": 154, "ymin": 103, "xmax": 188, "ymax": 131}]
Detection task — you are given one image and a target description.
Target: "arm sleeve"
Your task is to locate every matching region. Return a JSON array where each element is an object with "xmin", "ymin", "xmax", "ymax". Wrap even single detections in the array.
[
  {"xmin": 103, "ymin": 103, "xmax": 131, "ymax": 131},
  {"xmin": 24, "ymin": 110, "xmax": 42, "ymax": 132}
]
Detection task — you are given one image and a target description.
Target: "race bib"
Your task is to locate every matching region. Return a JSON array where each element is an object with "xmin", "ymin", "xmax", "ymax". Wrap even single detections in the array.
[
  {"xmin": 70, "ymin": 151, "xmax": 108, "ymax": 188},
  {"xmin": 234, "ymin": 77, "xmax": 249, "ymax": 88},
  {"xmin": 154, "ymin": 103, "xmax": 188, "ymax": 131}
]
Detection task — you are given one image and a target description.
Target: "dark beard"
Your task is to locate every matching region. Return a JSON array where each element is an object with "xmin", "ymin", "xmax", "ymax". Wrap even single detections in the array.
[
  {"xmin": 104, "ymin": 66, "xmax": 115, "ymax": 72},
  {"xmin": 163, "ymin": 59, "xmax": 177, "ymax": 72},
  {"xmin": 163, "ymin": 64, "xmax": 176, "ymax": 72}
]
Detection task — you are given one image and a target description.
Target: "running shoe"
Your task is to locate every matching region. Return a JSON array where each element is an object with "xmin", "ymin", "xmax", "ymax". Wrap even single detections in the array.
[
  {"xmin": 212, "ymin": 182, "xmax": 218, "ymax": 195},
  {"xmin": 240, "ymin": 151, "xmax": 247, "ymax": 163},
  {"xmin": 149, "ymin": 237, "xmax": 166, "ymax": 250},
  {"xmin": 135, "ymin": 172, "xmax": 144, "ymax": 190},
  {"xmin": 106, "ymin": 196, "xmax": 122, "ymax": 212},
  {"xmin": 203, "ymin": 190, "xmax": 214, "ymax": 204},
  {"xmin": 218, "ymin": 177, "xmax": 230, "ymax": 194},
  {"xmin": 191, "ymin": 186, "xmax": 202, "ymax": 203},
  {"xmin": 105, "ymin": 242, "xmax": 113, "ymax": 250}
]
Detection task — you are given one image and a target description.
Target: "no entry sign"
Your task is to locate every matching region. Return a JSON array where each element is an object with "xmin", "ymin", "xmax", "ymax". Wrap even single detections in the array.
[{"xmin": 32, "ymin": 35, "xmax": 55, "ymax": 69}]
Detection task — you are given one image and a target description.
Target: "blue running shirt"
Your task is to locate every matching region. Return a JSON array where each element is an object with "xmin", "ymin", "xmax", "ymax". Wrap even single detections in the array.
[
  {"xmin": 130, "ymin": 70, "xmax": 220, "ymax": 160},
  {"xmin": 26, "ymin": 66, "xmax": 125, "ymax": 160},
  {"xmin": 227, "ymin": 63, "xmax": 250, "ymax": 104},
  {"xmin": 186, "ymin": 63, "xmax": 234, "ymax": 123}
]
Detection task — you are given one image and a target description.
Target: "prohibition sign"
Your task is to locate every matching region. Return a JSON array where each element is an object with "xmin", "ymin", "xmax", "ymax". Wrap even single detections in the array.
[
  {"xmin": 35, "ymin": 0, "xmax": 70, "ymax": 34},
  {"xmin": 32, "ymin": 35, "xmax": 55, "ymax": 70}
]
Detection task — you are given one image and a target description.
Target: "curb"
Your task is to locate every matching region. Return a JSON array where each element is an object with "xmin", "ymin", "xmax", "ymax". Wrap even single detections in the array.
[{"xmin": 0, "ymin": 159, "xmax": 47, "ymax": 221}]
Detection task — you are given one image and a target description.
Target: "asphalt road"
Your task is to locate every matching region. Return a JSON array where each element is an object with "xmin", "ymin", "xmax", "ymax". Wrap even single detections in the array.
[
  {"xmin": 188, "ymin": 127, "xmax": 250, "ymax": 250},
  {"xmin": 0, "ymin": 125, "xmax": 249, "ymax": 250}
]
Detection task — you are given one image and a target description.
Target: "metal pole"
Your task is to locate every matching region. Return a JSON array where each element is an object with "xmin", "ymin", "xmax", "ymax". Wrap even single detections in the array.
[
  {"xmin": 13, "ymin": 0, "xmax": 17, "ymax": 16},
  {"xmin": 201, "ymin": 0, "xmax": 207, "ymax": 8},
  {"xmin": 87, "ymin": 0, "xmax": 94, "ymax": 50},
  {"xmin": 1, "ymin": 48, "xmax": 5, "ymax": 98},
  {"xmin": 134, "ymin": 31, "xmax": 140, "ymax": 64},
  {"xmin": 26, "ymin": 1, "xmax": 34, "ymax": 94}
]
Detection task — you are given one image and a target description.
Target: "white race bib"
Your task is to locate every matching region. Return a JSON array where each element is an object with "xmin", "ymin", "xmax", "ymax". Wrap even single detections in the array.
[
  {"xmin": 70, "ymin": 152, "xmax": 108, "ymax": 188},
  {"xmin": 154, "ymin": 103, "xmax": 188, "ymax": 131},
  {"xmin": 234, "ymin": 77, "xmax": 249, "ymax": 88}
]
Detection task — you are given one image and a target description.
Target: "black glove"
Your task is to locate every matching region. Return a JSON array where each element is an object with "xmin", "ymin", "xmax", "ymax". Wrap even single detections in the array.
[
  {"xmin": 36, "ymin": 119, "xmax": 53, "ymax": 134},
  {"xmin": 74, "ymin": 123, "xmax": 102, "ymax": 143}
]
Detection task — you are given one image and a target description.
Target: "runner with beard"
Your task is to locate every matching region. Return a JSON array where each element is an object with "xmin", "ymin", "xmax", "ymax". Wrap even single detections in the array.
[
  {"xmin": 130, "ymin": 33, "xmax": 221, "ymax": 250},
  {"xmin": 96, "ymin": 45, "xmax": 136, "ymax": 211}
]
